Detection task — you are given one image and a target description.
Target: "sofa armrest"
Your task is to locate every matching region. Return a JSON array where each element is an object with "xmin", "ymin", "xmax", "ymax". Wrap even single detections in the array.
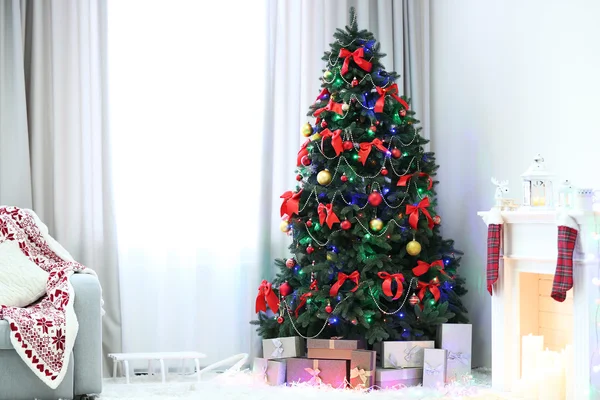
[{"xmin": 71, "ymin": 273, "xmax": 103, "ymax": 395}]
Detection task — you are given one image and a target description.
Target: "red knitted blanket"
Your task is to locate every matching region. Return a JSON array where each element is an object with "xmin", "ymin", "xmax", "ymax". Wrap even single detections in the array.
[{"xmin": 0, "ymin": 206, "xmax": 92, "ymax": 388}]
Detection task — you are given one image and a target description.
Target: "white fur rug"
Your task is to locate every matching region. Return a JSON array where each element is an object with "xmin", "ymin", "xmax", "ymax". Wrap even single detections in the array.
[{"xmin": 100, "ymin": 369, "xmax": 508, "ymax": 400}]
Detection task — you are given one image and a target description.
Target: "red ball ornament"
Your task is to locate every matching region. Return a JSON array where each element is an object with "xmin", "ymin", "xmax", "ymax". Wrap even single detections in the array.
[
  {"xmin": 325, "ymin": 305, "xmax": 333, "ymax": 313},
  {"xmin": 399, "ymin": 109, "xmax": 407, "ymax": 117},
  {"xmin": 370, "ymin": 126, "xmax": 377, "ymax": 132},
  {"xmin": 343, "ymin": 141, "xmax": 354, "ymax": 151},
  {"xmin": 296, "ymin": 174, "xmax": 302, "ymax": 181},
  {"xmin": 409, "ymin": 294, "xmax": 420, "ymax": 306},
  {"xmin": 306, "ymin": 245, "xmax": 314, "ymax": 254},
  {"xmin": 391, "ymin": 148, "xmax": 401, "ymax": 159},
  {"xmin": 368, "ymin": 191, "xmax": 383, "ymax": 206},
  {"xmin": 306, "ymin": 220, "xmax": 313, "ymax": 228},
  {"xmin": 351, "ymin": 77, "xmax": 359, "ymax": 87},
  {"xmin": 277, "ymin": 316, "xmax": 284, "ymax": 324},
  {"xmin": 341, "ymin": 175, "xmax": 348, "ymax": 182},
  {"xmin": 321, "ymin": 120, "xmax": 328, "ymax": 128},
  {"xmin": 381, "ymin": 168, "xmax": 388, "ymax": 176},
  {"xmin": 286, "ymin": 258, "xmax": 296, "ymax": 268},
  {"xmin": 341, "ymin": 220, "xmax": 352, "ymax": 230},
  {"xmin": 301, "ymin": 155, "xmax": 311, "ymax": 166},
  {"xmin": 433, "ymin": 215, "xmax": 442, "ymax": 225},
  {"xmin": 279, "ymin": 282, "xmax": 292, "ymax": 297}
]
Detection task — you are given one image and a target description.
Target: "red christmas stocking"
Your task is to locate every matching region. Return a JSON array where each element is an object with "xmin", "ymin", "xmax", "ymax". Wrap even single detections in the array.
[
  {"xmin": 551, "ymin": 225, "xmax": 578, "ymax": 302},
  {"xmin": 487, "ymin": 224, "xmax": 502, "ymax": 295}
]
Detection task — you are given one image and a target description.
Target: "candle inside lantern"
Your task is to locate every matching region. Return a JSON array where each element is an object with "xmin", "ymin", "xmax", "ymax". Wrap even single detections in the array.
[{"xmin": 531, "ymin": 196, "xmax": 546, "ymax": 207}]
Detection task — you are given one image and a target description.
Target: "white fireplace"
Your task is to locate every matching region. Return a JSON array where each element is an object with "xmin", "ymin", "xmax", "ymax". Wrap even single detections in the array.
[{"xmin": 478, "ymin": 210, "xmax": 598, "ymax": 399}]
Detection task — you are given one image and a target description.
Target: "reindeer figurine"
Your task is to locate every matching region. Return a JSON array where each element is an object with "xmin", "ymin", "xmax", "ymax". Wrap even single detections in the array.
[{"xmin": 491, "ymin": 178, "xmax": 510, "ymax": 208}]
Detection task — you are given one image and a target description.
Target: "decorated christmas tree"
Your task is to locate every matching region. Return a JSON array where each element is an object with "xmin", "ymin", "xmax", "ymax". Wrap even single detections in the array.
[{"xmin": 253, "ymin": 8, "xmax": 468, "ymax": 345}]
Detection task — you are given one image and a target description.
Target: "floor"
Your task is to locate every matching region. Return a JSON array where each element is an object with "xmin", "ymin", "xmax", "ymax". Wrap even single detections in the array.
[{"xmin": 99, "ymin": 368, "xmax": 508, "ymax": 400}]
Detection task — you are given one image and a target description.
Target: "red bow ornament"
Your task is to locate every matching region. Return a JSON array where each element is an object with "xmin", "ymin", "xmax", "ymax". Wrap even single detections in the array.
[
  {"xmin": 317, "ymin": 203, "xmax": 340, "ymax": 228},
  {"xmin": 315, "ymin": 88, "xmax": 330, "ymax": 103},
  {"xmin": 280, "ymin": 190, "xmax": 303, "ymax": 218},
  {"xmin": 338, "ymin": 47, "xmax": 373, "ymax": 76},
  {"xmin": 255, "ymin": 280, "xmax": 279, "ymax": 314},
  {"xmin": 295, "ymin": 292, "xmax": 312, "ymax": 317},
  {"xmin": 377, "ymin": 272, "xmax": 405, "ymax": 300},
  {"xmin": 417, "ymin": 279, "xmax": 441, "ymax": 303},
  {"xmin": 320, "ymin": 129, "xmax": 343, "ymax": 156},
  {"xmin": 358, "ymin": 139, "xmax": 388, "ymax": 166},
  {"xmin": 375, "ymin": 84, "xmax": 409, "ymax": 113},
  {"xmin": 329, "ymin": 271, "xmax": 360, "ymax": 297},
  {"xmin": 397, "ymin": 172, "xmax": 433, "ymax": 191},
  {"xmin": 406, "ymin": 197, "xmax": 434, "ymax": 230},
  {"xmin": 297, "ymin": 140, "xmax": 310, "ymax": 166},
  {"xmin": 313, "ymin": 99, "xmax": 344, "ymax": 118},
  {"xmin": 412, "ymin": 260, "xmax": 445, "ymax": 277}
]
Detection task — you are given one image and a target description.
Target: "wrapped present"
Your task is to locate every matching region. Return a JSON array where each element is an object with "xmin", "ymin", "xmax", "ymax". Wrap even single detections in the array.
[
  {"xmin": 436, "ymin": 323, "xmax": 472, "ymax": 381},
  {"xmin": 286, "ymin": 357, "xmax": 349, "ymax": 388},
  {"xmin": 349, "ymin": 350, "xmax": 376, "ymax": 389},
  {"xmin": 375, "ymin": 367, "xmax": 423, "ymax": 389},
  {"xmin": 252, "ymin": 358, "xmax": 286, "ymax": 386},
  {"xmin": 373, "ymin": 340, "xmax": 435, "ymax": 368},
  {"xmin": 422, "ymin": 349, "xmax": 447, "ymax": 388},
  {"xmin": 262, "ymin": 336, "xmax": 305, "ymax": 359},
  {"xmin": 307, "ymin": 338, "xmax": 362, "ymax": 360}
]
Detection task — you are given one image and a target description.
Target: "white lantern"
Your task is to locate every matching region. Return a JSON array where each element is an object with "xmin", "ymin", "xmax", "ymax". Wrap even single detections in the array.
[
  {"xmin": 521, "ymin": 154, "xmax": 554, "ymax": 209},
  {"xmin": 558, "ymin": 180, "xmax": 575, "ymax": 209}
]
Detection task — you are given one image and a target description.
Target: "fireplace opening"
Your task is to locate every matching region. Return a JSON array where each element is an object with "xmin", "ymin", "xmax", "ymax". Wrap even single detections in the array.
[{"xmin": 515, "ymin": 272, "xmax": 574, "ymax": 398}]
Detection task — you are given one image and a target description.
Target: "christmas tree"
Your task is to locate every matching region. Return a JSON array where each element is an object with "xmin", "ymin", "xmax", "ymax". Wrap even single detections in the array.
[{"xmin": 253, "ymin": 8, "xmax": 468, "ymax": 345}]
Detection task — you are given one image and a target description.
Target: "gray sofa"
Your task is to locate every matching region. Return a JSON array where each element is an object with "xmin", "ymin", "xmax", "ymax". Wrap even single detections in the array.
[{"xmin": 0, "ymin": 274, "xmax": 103, "ymax": 400}]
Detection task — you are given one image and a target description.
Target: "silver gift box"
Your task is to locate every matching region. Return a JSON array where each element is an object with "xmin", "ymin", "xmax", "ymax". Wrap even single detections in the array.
[{"xmin": 262, "ymin": 336, "xmax": 305, "ymax": 359}]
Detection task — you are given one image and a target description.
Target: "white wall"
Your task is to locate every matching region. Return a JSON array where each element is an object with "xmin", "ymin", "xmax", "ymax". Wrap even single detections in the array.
[{"xmin": 430, "ymin": 0, "xmax": 600, "ymax": 368}]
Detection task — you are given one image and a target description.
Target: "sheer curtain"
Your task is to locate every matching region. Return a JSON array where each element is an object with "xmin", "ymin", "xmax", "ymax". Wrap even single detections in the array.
[{"xmin": 108, "ymin": 0, "xmax": 267, "ymax": 366}]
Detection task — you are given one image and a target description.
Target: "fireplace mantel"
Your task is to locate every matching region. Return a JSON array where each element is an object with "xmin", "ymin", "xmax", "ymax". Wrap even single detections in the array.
[{"xmin": 478, "ymin": 209, "xmax": 598, "ymax": 399}]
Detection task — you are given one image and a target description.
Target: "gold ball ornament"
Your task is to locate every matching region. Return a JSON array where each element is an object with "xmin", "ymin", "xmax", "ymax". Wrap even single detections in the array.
[
  {"xmin": 317, "ymin": 169, "xmax": 332, "ymax": 185},
  {"xmin": 406, "ymin": 239, "xmax": 422, "ymax": 256},
  {"xmin": 369, "ymin": 218, "xmax": 384, "ymax": 232},
  {"xmin": 323, "ymin": 70, "xmax": 333, "ymax": 80},
  {"xmin": 301, "ymin": 122, "xmax": 313, "ymax": 137},
  {"xmin": 280, "ymin": 221, "xmax": 290, "ymax": 233}
]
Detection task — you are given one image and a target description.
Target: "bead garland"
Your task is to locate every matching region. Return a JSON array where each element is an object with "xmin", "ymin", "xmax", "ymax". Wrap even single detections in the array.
[{"xmin": 368, "ymin": 278, "xmax": 418, "ymax": 315}]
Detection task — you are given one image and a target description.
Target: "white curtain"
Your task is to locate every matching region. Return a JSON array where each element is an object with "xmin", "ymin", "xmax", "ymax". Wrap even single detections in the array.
[
  {"xmin": 107, "ymin": 0, "xmax": 268, "ymax": 367},
  {"xmin": 0, "ymin": 0, "xmax": 122, "ymax": 376},
  {"xmin": 108, "ymin": 0, "xmax": 429, "ymax": 366}
]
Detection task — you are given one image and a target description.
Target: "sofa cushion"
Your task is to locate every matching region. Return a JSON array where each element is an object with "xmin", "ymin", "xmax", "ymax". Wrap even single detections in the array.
[
  {"xmin": 0, "ymin": 240, "xmax": 48, "ymax": 307},
  {"xmin": 0, "ymin": 320, "xmax": 13, "ymax": 350}
]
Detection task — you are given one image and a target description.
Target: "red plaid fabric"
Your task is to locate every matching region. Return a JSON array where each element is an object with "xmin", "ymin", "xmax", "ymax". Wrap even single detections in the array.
[
  {"xmin": 551, "ymin": 226, "xmax": 578, "ymax": 302},
  {"xmin": 487, "ymin": 224, "xmax": 502, "ymax": 295}
]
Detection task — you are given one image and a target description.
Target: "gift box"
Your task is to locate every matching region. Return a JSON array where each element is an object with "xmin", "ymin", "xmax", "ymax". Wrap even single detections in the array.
[
  {"xmin": 349, "ymin": 350, "xmax": 376, "ymax": 389},
  {"xmin": 262, "ymin": 336, "xmax": 305, "ymax": 359},
  {"xmin": 373, "ymin": 340, "xmax": 435, "ymax": 368},
  {"xmin": 306, "ymin": 338, "xmax": 362, "ymax": 360},
  {"xmin": 436, "ymin": 323, "xmax": 472, "ymax": 381},
  {"xmin": 252, "ymin": 358, "xmax": 286, "ymax": 386},
  {"xmin": 286, "ymin": 357, "xmax": 349, "ymax": 388},
  {"xmin": 422, "ymin": 349, "xmax": 447, "ymax": 388},
  {"xmin": 375, "ymin": 367, "xmax": 423, "ymax": 389}
]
